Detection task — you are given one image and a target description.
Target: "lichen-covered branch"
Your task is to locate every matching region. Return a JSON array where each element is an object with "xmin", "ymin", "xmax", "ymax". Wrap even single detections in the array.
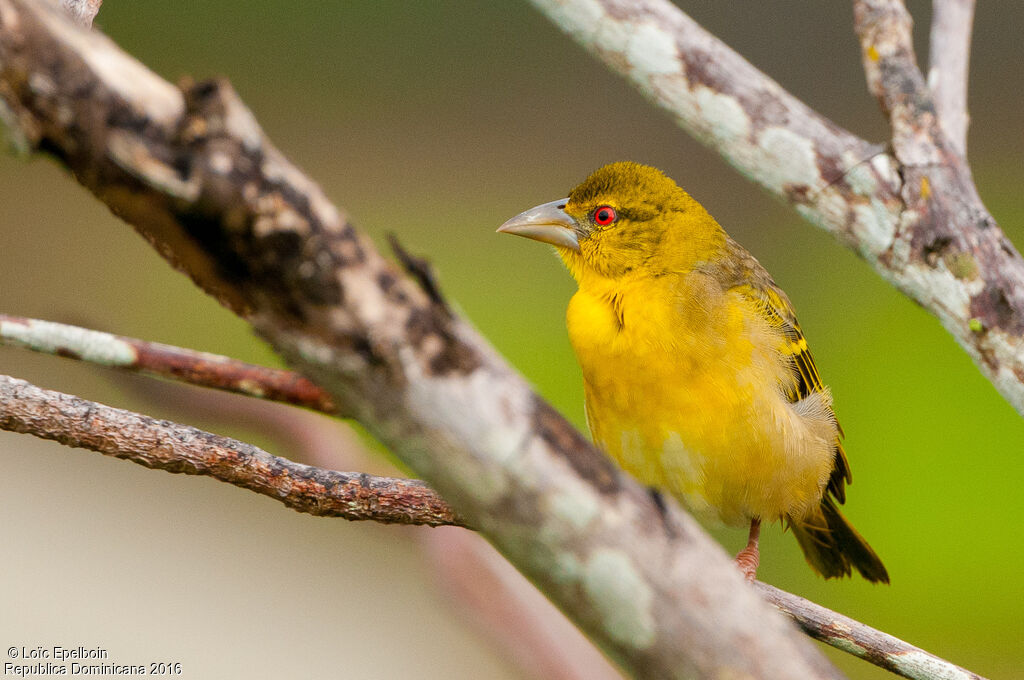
[
  {"xmin": 0, "ymin": 362, "xmax": 976, "ymax": 676},
  {"xmin": 530, "ymin": 0, "xmax": 1024, "ymax": 418},
  {"xmin": 853, "ymin": 0, "xmax": 941, "ymax": 166},
  {"xmin": 0, "ymin": 374, "xmax": 463, "ymax": 526},
  {"xmin": 927, "ymin": 0, "xmax": 975, "ymax": 158},
  {"xmin": 0, "ymin": 315, "xmax": 336, "ymax": 413},
  {"xmin": 0, "ymin": 2, "xmax": 839, "ymax": 677},
  {"xmin": 754, "ymin": 583, "xmax": 983, "ymax": 680}
]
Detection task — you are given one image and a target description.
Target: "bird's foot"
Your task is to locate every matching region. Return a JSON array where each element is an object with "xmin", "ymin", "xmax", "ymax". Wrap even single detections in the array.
[
  {"xmin": 734, "ymin": 546, "xmax": 760, "ymax": 582},
  {"xmin": 735, "ymin": 518, "xmax": 761, "ymax": 582}
]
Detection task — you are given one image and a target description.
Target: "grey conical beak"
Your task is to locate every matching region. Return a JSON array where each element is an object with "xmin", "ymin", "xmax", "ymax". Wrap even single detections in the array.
[{"xmin": 497, "ymin": 198, "xmax": 580, "ymax": 252}]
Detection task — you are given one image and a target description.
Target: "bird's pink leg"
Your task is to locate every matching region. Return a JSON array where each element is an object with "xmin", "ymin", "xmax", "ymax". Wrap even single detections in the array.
[{"xmin": 734, "ymin": 518, "xmax": 761, "ymax": 582}]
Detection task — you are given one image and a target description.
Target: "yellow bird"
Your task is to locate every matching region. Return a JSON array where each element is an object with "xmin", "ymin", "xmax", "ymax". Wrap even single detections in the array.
[{"xmin": 498, "ymin": 162, "xmax": 888, "ymax": 583}]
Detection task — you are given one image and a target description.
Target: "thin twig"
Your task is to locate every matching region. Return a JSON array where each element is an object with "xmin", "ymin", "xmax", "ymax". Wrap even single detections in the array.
[
  {"xmin": 754, "ymin": 583, "xmax": 985, "ymax": 680},
  {"xmin": 928, "ymin": 0, "xmax": 975, "ymax": 157},
  {"xmin": 0, "ymin": 365, "xmax": 976, "ymax": 677},
  {"xmin": 0, "ymin": 315, "xmax": 336, "ymax": 413},
  {"xmin": 0, "ymin": 2, "xmax": 998, "ymax": 677},
  {"xmin": 0, "ymin": 373, "xmax": 464, "ymax": 527},
  {"xmin": 0, "ymin": 6, "xmax": 842, "ymax": 677}
]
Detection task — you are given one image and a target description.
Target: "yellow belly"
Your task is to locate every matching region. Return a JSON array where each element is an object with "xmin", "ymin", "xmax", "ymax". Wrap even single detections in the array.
[{"xmin": 567, "ymin": 274, "xmax": 835, "ymax": 526}]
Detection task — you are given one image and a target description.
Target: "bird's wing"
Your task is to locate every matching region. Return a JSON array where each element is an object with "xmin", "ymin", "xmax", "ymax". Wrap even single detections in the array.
[{"xmin": 717, "ymin": 243, "xmax": 852, "ymax": 501}]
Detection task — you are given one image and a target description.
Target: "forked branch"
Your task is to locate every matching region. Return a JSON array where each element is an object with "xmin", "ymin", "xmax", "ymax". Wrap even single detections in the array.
[
  {"xmin": 0, "ymin": 314, "xmax": 336, "ymax": 413},
  {"xmin": 928, "ymin": 0, "xmax": 975, "ymax": 157},
  {"xmin": 0, "ymin": 1, "xmax": 999, "ymax": 678},
  {"xmin": 0, "ymin": 317, "xmax": 984, "ymax": 679},
  {"xmin": 530, "ymin": 0, "xmax": 1024, "ymax": 418},
  {"xmin": 0, "ymin": 2, "xmax": 838, "ymax": 677},
  {"xmin": 0, "ymin": 374, "xmax": 462, "ymax": 526},
  {"xmin": 0, "ymin": 353, "xmax": 979, "ymax": 680}
]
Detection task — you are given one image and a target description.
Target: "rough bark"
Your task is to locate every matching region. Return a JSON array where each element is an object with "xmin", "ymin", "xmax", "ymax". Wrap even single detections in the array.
[
  {"xmin": 530, "ymin": 0, "xmax": 1024, "ymax": 417},
  {"xmin": 0, "ymin": 2, "xmax": 839, "ymax": 677},
  {"xmin": 0, "ymin": 356, "xmax": 981, "ymax": 678},
  {"xmin": 0, "ymin": 315, "xmax": 336, "ymax": 412},
  {"xmin": 0, "ymin": 374, "xmax": 461, "ymax": 525},
  {"xmin": 755, "ymin": 583, "xmax": 983, "ymax": 680}
]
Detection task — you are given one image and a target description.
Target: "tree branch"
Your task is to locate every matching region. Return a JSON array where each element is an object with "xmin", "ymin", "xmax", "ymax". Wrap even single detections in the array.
[
  {"xmin": 927, "ymin": 0, "xmax": 975, "ymax": 158},
  {"xmin": 0, "ymin": 314, "xmax": 337, "ymax": 413},
  {"xmin": 0, "ymin": 359, "xmax": 979, "ymax": 678},
  {"xmin": 0, "ymin": 374, "xmax": 463, "ymax": 526},
  {"xmin": 754, "ymin": 583, "xmax": 984, "ymax": 680},
  {"xmin": 529, "ymin": 0, "xmax": 1024, "ymax": 418},
  {"xmin": 0, "ymin": 2, "xmax": 839, "ymax": 677},
  {"xmin": 853, "ymin": 0, "xmax": 941, "ymax": 166}
]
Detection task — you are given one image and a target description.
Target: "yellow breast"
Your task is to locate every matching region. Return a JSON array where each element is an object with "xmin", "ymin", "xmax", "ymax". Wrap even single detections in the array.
[{"xmin": 567, "ymin": 271, "xmax": 836, "ymax": 526}]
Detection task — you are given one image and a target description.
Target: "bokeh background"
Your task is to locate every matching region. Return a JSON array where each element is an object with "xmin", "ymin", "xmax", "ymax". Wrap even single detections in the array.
[{"xmin": 2, "ymin": 2, "xmax": 1022, "ymax": 678}]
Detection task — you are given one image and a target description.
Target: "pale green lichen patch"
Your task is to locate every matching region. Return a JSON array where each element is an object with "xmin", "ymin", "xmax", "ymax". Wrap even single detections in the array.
[
  {"xmin": 693, "ymin": 86, "xmax": 750, "ymax": 147},
  {"xmin": 968, "ymin": 318, "xmax": 983, "ymax": 333},
  {"xmin": 891, "ymin": 650, "xmax": 975, "ymax": 680},
  {"xmin": 754, "ymin": 127, "xmax": 820, "ymax": 195},
  {"xmin": 625, "ymin": 23, "xmax": 680, "ymax": 76},
  {"xmin": 850, "ymin": 200, "xmax": 898, "ymax": 258},
  {"xmin": 403, "ymin": 369, "xmax": 536, "ymax": 506},
  {"xmin": 0, "ymin": 319, "xmax": 136, "ymax": 366},
  {"xmin": 537, "ymin": 0, "xmax": 604, "ymax": 42},
  {"xmin": 826, "ymin": 635, "xmax": 867, "ymax": 658},
  {"xmin": 550, "ymin": 551, "xmax": 583, "ymax": 585},
  {"xmin": 583, "ymin": 548, "xmax": 656, "ymax": 649},
  {"xmin": 591, "ymin": 15, "xmax": 631, "ymax": 55},
  {"xmin": 842, "ymin": 161, "xmax": 878, "ymax": 197},
  {"xmin": 944, "ymin": 251, "xmax": 978, "ymax": 280},
  {"xmin": 547, "ymin": 487, "xmax": 600, "ymax": 531}
]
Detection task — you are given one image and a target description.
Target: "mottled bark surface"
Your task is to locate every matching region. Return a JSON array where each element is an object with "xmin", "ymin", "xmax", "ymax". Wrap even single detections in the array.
[
  {"xmin": 755, "ymin": 583, "xmax": 983, "ymax": 680},
  {"xmin": 532, "ymin": 0, "xmax": 1024, "ymax": 417},
  {"xmin": 0, "ymin": 315, "xmax": 336, "ymax": 412},
  {"xmin": 0, "ymin": 2, "xmax": 839, "ymax": 677}
]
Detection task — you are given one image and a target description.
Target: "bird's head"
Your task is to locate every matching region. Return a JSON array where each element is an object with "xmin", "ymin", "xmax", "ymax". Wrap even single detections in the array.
[{"xmin": 498, "ymin": 162, "xmax": 725, "ymax": 282}]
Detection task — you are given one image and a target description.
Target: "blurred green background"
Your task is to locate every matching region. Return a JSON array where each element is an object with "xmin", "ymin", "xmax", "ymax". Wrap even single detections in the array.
[{"xmin": 2, "ymin": 2, "xmax": 1022, "ymax": 678}]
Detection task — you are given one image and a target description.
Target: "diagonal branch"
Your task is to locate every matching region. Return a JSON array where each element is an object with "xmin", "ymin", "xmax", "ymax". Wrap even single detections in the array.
[
  {"xmin": 927, "ymin": 0, "xmax": 975, "ymax": 158},
  {"xmin": 0, "ymin": 374, "xmax": 463, "ymax": 526},
  {"xmin": 0, "ymin": 2, "xmax": 838, "ymax": 677},
  {"xmin": 0, "ymin": 2, "xmax": 995, "ymax": 677},
  {"xmin": 530, "ymin": 0, "xmax": 1024, "ymax": 419},
  {"xmin": 529, "ymin": 0, "xmax": 900, "ymax": 250},
  {"xmin": 0, "ymin": 314, "xmax": 337, "ymax": 413},
  {"xmin": 0, "ymin": 361, "xmax": 979, "ymax": 678},
  {"xmin": 754, "ymin": 583, "xmax": 984, "ymax": 680},
  {"xmin": 852, "ymin": 0, "xmax": 942, "ymax": 166}
]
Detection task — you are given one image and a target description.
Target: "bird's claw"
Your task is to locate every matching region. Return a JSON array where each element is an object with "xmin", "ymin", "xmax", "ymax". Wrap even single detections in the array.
[{"xmin": 734, "ymin": 547, "xmax": 759, "ymax": 582}]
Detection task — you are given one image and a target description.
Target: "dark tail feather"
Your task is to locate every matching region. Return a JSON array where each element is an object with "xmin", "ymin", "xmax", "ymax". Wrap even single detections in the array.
[{"xmin": 790, "ymin": 496, "xmax": 889, "ymax": 584}]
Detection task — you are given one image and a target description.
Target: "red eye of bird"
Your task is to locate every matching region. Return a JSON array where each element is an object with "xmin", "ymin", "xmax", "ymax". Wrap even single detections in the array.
[{"xmin": 593, "ymin": 205, "xmax": 617, "ymax": 225}]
